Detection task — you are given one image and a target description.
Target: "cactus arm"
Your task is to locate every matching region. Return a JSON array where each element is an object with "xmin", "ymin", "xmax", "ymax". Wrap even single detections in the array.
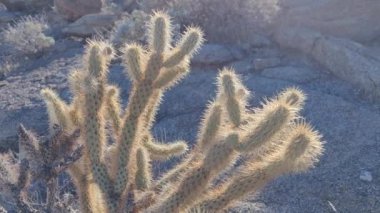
[
  {"xmin": 236, "ymin": 102, "xmax": 298, "ymax": 153},
  {"xmin": 79, "ymin": 43, "xmax": 117, "ymax": 212},
  {"xmin": 163, "ymin": 27, "xmax": 204, "ymax": 68},
  {"xmin": 148, "ymin": 12, "xmax": 171, "ymax": 54},
  {"xmin": 135, "ymin": 148, "xmax": 152, "ymax": 190},
  {"xmin": 216, "ymin": 69, "xmax": 251, "ymax": 128},
  {"xmin": 105, "ymin": 86, "xmax": 122, "ymax": 136},
  {"xmin": 197, "ymin": 103, "xmax": 222, "ymax": 149},
  {"xmin": 123, "ymin": 44, "xmax": 144, "ymax": 82},
  {"xmin": 153, "ymin": 102, "xmax": 222, "ymax": 191},
  {"xmin": 153, "ymin": 65, "xmax": 188, "ymax": 89},
  {"xmin": 221, "ymin": 74, "xmax": 241, "ymax": 127},
  {"xmin": 142, "ymin": 135, "xmax": 188, "ymax": 160},
  {"xmin": 114, "ymin": 83, "xmax": 154, "ymax": 194},
  {"xmin": 41, "ymin": 88, "xmax": 72, "ymax": 131},
  {"xmin": 278, "ymin": 87, "xmax": 306, "ymax": 108}
]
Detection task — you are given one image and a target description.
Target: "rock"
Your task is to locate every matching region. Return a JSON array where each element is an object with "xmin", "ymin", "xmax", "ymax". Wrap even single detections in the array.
[
  {"xmin": 255, "ymin": 47, "xmax": 284, "ymax": 59},
  {"xmin": 360, "ymin": 171, "xmax": 373, "ymax": 182},
  {"xmin": 253, "ymin": 58, "xmax": 282, "ymax": 71},
  {"xmin": 0, "ymin": 0, "xmax": 53, "ymax": 12},
  {"xmin": 192, "ymin": 44, "xmax": 245, "ymax": 65},
  {"xmin": 274, "ymin": 27, "xmax": 321, "ymax": 54},
  {"xmin": 54, "ymin": 0, "xmax": 103, "ymax": 21},
  {"xmin": 275, "ymin": 0, "xmax": 380, "ymax": 42},
  {"xmin": 62, "ymin": 13, "xmax": 119, "ymax": 37},
  {"xmin": 248, "ymin": 34, "xmax": 272, "ymax": 48},
  {"xmin": 261, "ymin": 66, "xmax": 320, "ymax": 83},
  {"xmin": 228, "ymin": 57, "xmax": 255, "ymax": 74},
  {"xmin": 0, "ymin": 10, "xmax": 16, "ymax": 23},
  {"xmin": 0, "ymin": 2, "xmax": 6, "ymax": 10},
  {"xmin": 312, "ymin": 37, "xmax": 380, "ymax": 101},
  {"xmin": 275, "ymin": 28, "xmax": 380, "ymax": 101}
]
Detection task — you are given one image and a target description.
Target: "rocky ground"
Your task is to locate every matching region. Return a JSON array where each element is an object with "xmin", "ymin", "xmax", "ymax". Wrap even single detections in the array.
[{"xmin": 0, "ymin": 36, "xmax": 379, "ymax": 212}]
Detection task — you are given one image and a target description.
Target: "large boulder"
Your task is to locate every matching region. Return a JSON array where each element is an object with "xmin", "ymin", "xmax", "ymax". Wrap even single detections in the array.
[
  {"xmin": 275, "ymin": 27, "xmax": 380, "ymax": 101},
  {"xmin": 275, "ymin": 0, "xmax": 380, "ymax": 42},
  {"xmin": 54, "ymin": 0, "xmax": 103, "ymax": 21}
]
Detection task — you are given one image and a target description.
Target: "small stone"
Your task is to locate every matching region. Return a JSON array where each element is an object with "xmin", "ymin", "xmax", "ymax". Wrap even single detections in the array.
[
  {"xmin": 62, "ymin": 13, "xmax": 119, "ymax": 37},
  {"xmin": 192, "ymin": 44, "xmax": 245, "ymax": 65},
  {"xmin": 360, "ymin": 171, "xmax": 372, "ymax": 182},
  {"xmin": 261, "ymin": 66, "xmax": 320, "ymax": 83}
]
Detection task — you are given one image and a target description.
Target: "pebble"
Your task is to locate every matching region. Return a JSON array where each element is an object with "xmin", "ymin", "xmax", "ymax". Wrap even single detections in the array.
[{"xmin": 360, "ymin": 170, "xmax": 373, "ymax": 182}]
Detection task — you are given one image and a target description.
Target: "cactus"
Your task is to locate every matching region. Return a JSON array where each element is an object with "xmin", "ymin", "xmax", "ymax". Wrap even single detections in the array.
[
  {"xmin": 27, "ymin": 11, "xmax": 324, "ymax": 213},
  {"xmin": 0, "ymin": 124, "xmax": 82, "ymax": 212}
]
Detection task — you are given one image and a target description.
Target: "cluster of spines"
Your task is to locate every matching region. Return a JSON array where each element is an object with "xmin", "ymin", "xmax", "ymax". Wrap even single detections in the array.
[{"xmin": 36, "ymin": 11, "xmax": 323, "ymax": 213}]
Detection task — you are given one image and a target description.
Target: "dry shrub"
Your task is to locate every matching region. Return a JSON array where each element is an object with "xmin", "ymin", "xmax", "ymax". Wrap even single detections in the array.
[
  {"xmin": 2, "ymin": 15, "xmax": 55, "ymax": 55},
  {"xmin": 110, "ymin": 10, "xmax": 150, "ymax": 46}
]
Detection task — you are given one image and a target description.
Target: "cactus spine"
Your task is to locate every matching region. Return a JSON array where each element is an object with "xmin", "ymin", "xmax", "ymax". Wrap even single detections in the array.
[{"xmin": 36, "ymin": 12, "xmax": 323, "ymax": 213}]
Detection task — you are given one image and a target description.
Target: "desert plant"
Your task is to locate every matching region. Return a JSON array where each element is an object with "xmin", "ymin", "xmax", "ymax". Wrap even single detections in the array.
[
  {"xmin": 3, "ymin": 11, "xmax": 323, "ymax": 212},
  {"xmin": 2, "ymin": 15, "xmax": 55, "ymax": 55},
  {"xmin": 109, "ymin": 10, "xmax": 150, "ymax": 46},
  {"xmin": 0, "ymin": 124, "xmax": 82, "ymax": 212}
]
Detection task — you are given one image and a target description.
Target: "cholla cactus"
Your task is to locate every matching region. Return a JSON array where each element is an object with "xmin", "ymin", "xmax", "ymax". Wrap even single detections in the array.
[
  {"xmin": 37, "ymin": 12, "xmax": 323, "ymax": 213},
  {"xmin": 2, "ymin": 15, "xmax": 55, "ymax": 54}
]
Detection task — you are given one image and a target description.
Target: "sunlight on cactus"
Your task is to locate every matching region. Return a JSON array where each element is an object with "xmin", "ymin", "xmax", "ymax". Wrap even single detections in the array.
[{"xmin": 0, "ymin": 11, "xmax": 324, "ymax": 212}]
